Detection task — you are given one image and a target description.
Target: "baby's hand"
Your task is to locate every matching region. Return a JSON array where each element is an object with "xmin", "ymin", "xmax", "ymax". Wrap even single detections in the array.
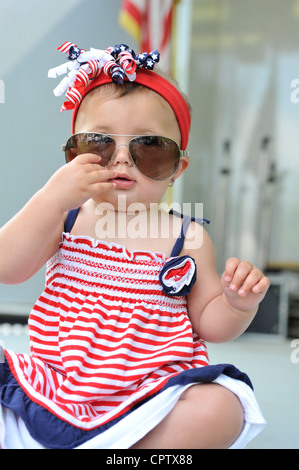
[
  {"xmin": 43, "ymin": 153, "xmax": 117, "ymax": 213},
  {"xmin": 221, "ymin": 257, "xmax": 270, "ymax": 312}
]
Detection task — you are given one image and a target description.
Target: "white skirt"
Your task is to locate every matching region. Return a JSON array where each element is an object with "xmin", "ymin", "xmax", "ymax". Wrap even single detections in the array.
[{"xmin": 0, "ymin": 373, "xmax": 266, "ymax": 449}]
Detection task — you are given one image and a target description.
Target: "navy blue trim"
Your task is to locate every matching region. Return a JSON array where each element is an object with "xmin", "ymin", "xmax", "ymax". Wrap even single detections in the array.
[
  {"xmin": 64, "ymin": 208, "xmax": 80, "ymax": 233},
  {"xmin": 163, "ymin": 363, "xmax": 253, "ymax": 390},
  {"xmin": 0, "ymin": 358, "xmax": 251, "ymax": 449},
  {"xmin": 169, "ymin": 210, "xmax": 210, "ymax": 257}
]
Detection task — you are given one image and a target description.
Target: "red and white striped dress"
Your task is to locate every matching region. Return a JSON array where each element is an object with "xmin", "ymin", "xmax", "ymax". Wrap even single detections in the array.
[
  {"xmin": 1, "ymin": 212, "xmax": 267, "ymax": 448},
  {"xmin": 4, "ymin": 230, "xmax": 209, "ymax": 432}
]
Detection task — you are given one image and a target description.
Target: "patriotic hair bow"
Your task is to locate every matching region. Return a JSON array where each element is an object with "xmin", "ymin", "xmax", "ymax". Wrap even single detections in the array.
[{"xmin": 48, "ymin": 41, "xmax": 160, "ymax": 112}]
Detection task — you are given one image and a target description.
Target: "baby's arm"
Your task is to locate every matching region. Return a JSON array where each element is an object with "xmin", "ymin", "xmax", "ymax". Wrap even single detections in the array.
[
  {"xmin": 185, "ymin": 225, "xmax": 270, "ymax": 342},
  {"xmin": 0, "ymin": 154, "xmax": 116, "ymax": 284}
]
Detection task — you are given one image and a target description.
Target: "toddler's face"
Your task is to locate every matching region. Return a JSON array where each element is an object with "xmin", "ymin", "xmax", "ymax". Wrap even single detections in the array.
[{"xmin": 74, "ymin": 86, "xmax": 189, "ymax": 209}]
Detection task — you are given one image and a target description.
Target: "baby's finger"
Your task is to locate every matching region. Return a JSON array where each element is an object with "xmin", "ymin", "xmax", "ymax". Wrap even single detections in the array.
[
  {"xmin": 228, "ymin": 261, "xmax": 255, "ymax": 292},
  {"xmin": 98, "ymin": 167, "xmax": 117, "ymax": 181},
  {"xmin": 223, "ymin": 257, "xmax": 240, "ymax": 282},
  {"xmin": 236, "ymin": 268, "xmax": 265, "ymax": 296},
  {"xmin": 69, "ymin": 152, "xmax": 102, "ymax": 165},
  {"xmin": 88, "ymin": 167, "xmax": 117, "ymax": 183},
  {"xmin": 91, "ymin": 181, "xmax": 117, "ymax": 194},
  {"xmin": 251, "ymin": 275, "xmax": 271, "ymax": 294}
]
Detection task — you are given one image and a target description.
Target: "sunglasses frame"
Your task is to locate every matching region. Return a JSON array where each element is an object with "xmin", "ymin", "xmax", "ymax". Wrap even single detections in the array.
[{"xmin": 62, "ymin": 132, "xmax": 189, "ymax": 181}]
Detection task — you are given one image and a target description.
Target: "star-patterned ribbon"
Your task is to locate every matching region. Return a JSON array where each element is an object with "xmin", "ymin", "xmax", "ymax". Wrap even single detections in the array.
[{"xmin": 48, "ymin": 42, "xmax": 160, "ymax": 112}]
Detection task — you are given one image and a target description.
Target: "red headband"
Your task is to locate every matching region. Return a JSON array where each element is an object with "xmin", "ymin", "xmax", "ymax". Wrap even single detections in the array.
[{"xmin": 71, "ymin": 70, "xmax": 190, "ymax": 150}]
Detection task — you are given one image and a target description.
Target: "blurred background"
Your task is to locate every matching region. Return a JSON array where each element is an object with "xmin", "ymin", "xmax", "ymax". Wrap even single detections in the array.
[{"xmin": 0, "ymin": 0, "xmax": 298, "ymax": 449}]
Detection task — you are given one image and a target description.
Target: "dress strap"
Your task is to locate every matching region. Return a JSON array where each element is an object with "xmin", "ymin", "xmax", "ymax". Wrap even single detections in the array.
[
  {"xmin": 64, "ymin": 208, "xmax": 80, "ymax": 233},
  {"xmin": 169, "ymin": 210, "xmax": 210, "ymax": 257}
]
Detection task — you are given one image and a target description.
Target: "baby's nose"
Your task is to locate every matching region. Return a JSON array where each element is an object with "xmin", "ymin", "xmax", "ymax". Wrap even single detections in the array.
[{"xmin": 110, "ymin": 144, "xmax": 133, "ymax": 166}]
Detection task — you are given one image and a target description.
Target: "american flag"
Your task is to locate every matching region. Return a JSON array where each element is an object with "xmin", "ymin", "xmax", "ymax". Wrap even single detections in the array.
[{"xmin": 119, "ymin": 0, "xmax": 177, "ymax": 73}]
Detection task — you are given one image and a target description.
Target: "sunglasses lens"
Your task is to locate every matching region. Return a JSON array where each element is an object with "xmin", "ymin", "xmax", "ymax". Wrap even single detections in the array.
[
  {"xmin": 129, "ymin": 136, "xmax": 180, "ymax": 180},
  {"xmin": 64, "ymin": 133, "xmax": 115, "ymax": 166}
]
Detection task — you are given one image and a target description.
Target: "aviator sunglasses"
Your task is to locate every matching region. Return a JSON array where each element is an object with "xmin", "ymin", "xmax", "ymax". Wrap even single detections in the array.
[{"xmin": 62, "ymin": 133, "xmax": 189, "ymax": 181}]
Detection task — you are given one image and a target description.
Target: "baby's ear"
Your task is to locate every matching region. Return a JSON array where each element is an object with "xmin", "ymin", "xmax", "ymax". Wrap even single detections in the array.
[{"xmin": 175, "ymin": 156, "xmax": 190, "ymax": 179}]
